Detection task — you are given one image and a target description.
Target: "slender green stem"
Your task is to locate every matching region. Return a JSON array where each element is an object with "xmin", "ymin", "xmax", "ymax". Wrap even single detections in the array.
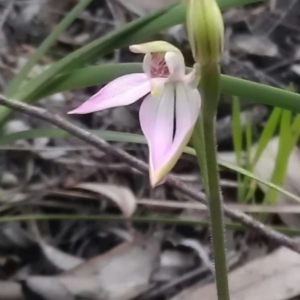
[
  {"xmin": 203, "ymin": 116, "xmax": 230, "ymax": 300},
  {"xmin": 0, "ymin": 213, "xmax": 299, "ymax": 235},
  {"xmin": 192, "ymin": 113, "xmax": 209, "ymax": 193},
  {"xmin": 194, "ymin": 64, "xmax": 230, "ymax": 300}
]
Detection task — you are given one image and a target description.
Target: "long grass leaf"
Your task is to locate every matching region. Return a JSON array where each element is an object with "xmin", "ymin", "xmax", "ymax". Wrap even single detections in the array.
[
  {"xmin": 252, "ymin": 107, "xmax": 282, "ymax": 166},
  {"xmin": 4, "ymin": 0, "xmax": 94, "ymax": 97},
  {"xmin": 232, "ymin": 97, "xmax": 243, "ymax": 200},
  {"xmin": 264, "ymin": 110, "xmax": 292, "ymax": 204},
  {"xmin": 0, "ymin": 213, "xmax": 299, "ymax": 236},
  {"xmin": 232, "ymin": 97, "xmax": 242, "ymax": 163},
  {"xmin": 20, "ymin": 64, "xmax": 300, "ymax": 112}
]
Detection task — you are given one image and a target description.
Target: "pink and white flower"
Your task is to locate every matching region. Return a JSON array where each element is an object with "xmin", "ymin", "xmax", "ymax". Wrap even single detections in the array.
[{"xmin": 69, "ymin": 41, "xmax": 201, "ymax": 186}]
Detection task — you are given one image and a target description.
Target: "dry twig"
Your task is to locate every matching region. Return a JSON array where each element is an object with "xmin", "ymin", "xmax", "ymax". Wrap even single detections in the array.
[{"xmin": 0, "ymin": 95, "xmax": 299, "ymax": 253}]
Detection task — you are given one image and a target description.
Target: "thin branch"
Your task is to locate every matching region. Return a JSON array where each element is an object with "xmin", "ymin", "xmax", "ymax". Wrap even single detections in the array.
[{"xmin": 0, "ymin": 95, "xmax": 299, "ymax": 253}]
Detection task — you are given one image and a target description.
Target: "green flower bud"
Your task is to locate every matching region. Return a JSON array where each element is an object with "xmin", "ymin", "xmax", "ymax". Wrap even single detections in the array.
[{"xmin": 186, "ymin": 0, "xmax": 224, "ymax": 66}]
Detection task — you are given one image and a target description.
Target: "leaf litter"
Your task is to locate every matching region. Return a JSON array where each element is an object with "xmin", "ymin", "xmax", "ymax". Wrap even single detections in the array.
[{"xmin": 0, "ymin": 0, "xmax": 300, "ymax": 300}]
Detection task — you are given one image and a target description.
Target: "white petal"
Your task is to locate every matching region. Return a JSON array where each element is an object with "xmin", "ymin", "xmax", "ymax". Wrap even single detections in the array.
[
  {"xmin": 149, "ymin": 77, "xmax": 168, "ymax": 96},
  {"xmin": 160, "ymin": 83, "xmax": 201, "ymax": 172},
  {"xmin": 139, "ymin": 84, "xmax": 175, "ymax": 184}
]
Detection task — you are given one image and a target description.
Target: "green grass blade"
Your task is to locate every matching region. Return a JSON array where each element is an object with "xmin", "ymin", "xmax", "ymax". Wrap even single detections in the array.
[
  {"xmin": 232, "ymin": 97, "xmax": 242, "ymax": 163},
  {"xmin": 4, "ymin": 0, "xmax": 94, "ymax": 98},
  {"xmin": 2, "ymin": 127, "xmax": 300, "ymax": 204},
  {"xmin": 0, "ymin": 213, "xmax": 299, "ymax": 236},
  {"xmin": 221, "ymin": 75, "xmax": 300, "ymax": 112},
  {"xmin": 19, "ymin": 63, "xmax": 300, "ymax": 112},
  {"xmin": 264, "ymin": 110, "xmax": 293, "ymax": 204},
  {"xmin": 0, "ymin": 128, "xmax": 146, "ymax": 145},
  {"xmin": 219, "ymin": 159, "xmax": 300, "ymax": 205},
  {"xmin": 29, "ymin": 64, "xmax": 142, "ymax": 102},
  {"xmin": 252, "ymin": 107, "xmax": 282, "ymax": 166},
  {"xmin": 245, "ymin": 119, "xmax": 252, "ymax": 168},
  {"xmin": 290, "ymin": 116, "xmax": 300, "ymax": 147},
  {"xmin": 243, "ymin": 119, "xmax": 255, "ymax": 202},
  {"xmin": 289, "ymin": 82, "xmax": 300, "ymax": 147},
  {"xmin": 288, "ymin": 72, "xmax": 300, "ymax": 147},
  {"xmin": 232, "ymin": 97, "xmax": 243, "ymax": 200}
]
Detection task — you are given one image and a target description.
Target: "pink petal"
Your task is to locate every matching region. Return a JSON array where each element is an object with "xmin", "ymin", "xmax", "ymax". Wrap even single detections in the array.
[
  {"xmin": 139, "ymin": 82, "xmax": 201, "ymax": 186},
  {"xmin": 139, "ymin": 84, "xmax": 175, "ymax": 182},
  {"xmin": 68, "ymin": 73, "xmax": 150, "ymax": 114}
]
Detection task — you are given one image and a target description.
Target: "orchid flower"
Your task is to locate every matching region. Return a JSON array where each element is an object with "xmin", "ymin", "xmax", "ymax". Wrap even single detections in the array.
[{"xmin": 68, "ymin": 41, "xmax": 201, "ymax": 186}]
